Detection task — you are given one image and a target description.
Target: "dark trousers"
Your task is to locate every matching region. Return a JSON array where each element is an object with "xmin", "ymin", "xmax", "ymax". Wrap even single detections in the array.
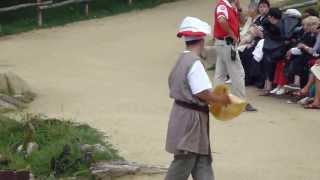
[
  {"xmin": 286, "ymin": 54, "xmax": 311, "ymax": 87},
  {"xmin": 165, "ymin": 153, "xmax": 214, "ymax": 180},
  {"xmin": 240, "ymin": 47, "xmax": 265, "ymax": 88}
]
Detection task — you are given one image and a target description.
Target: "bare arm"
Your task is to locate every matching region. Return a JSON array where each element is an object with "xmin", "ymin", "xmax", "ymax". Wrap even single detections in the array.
[
  {"xmin": 218, "ymin": 17, "xmax": 238, "ymax": 43},
  {"xmin": 195, "ymin": 89, "xmax": 230, "ymax": 106}
]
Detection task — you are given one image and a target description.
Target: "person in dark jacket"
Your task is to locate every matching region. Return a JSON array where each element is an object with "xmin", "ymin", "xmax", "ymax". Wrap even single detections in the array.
[{"xmin": 260, "ymin": 7, "xmax": 283, "ymax": 95}]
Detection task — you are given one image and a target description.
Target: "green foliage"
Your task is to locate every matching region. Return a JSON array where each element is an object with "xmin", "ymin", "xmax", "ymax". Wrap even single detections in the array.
[{"xmin": 0, "ymin": 115, "xmax": 121, "ymax": 178}]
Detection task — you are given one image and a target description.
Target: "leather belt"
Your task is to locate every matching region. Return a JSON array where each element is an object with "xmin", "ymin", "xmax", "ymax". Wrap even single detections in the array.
[
  {"xmin": 175, "ymin": 100, "xmax": 209, "ymax": 113},
  {"xmin": 215, "ymin": 37, "xmax": 225, "ymax": 40}
]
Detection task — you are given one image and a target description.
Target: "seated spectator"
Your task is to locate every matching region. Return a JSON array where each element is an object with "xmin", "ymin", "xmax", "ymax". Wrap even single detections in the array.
[
  {"xmin": 304, "ymin": 59, "xmax": 320, "ymax": 109},
  {"xmin": 239, "ymin": 0, "xmax": 270, "ymax": 88},
  {"xmin": 260, "ymin": 7, "xmax": 283, "ymax": 95},
  {"xmin": 285, "ymin": 16, "xmax": 319, "ymax": 89},
  {"xmin": 292, "ymin": 20, "xmax": 320, "ymax": 99},
  {"xmin": 239, "ymin": 0, "xmax": 270, "ymax": 49},
  {"xmin": 269, "ymin": 9, "xmax": 302, "ymax": 95}
]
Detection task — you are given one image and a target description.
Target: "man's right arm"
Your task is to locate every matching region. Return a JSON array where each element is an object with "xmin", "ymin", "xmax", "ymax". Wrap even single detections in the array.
[
  {"xmin": 216, "ymin": 4, "xmax": 237, "ymax": 42},
  {"xmin": 218, "ymin": 16, "xmax": 238, "ymax": 43}
]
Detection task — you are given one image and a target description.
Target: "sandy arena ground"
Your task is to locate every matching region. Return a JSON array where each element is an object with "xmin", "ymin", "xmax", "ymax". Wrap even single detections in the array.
[{"xmin": 0, "ymin": 0, "xmax": 320, "ymax": 179}]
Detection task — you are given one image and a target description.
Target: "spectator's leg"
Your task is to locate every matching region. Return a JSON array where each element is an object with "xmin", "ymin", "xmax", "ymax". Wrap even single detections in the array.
[
  {"xmin": 300, "ymin": 68, "xmax": 310, "ymax": 88},
  {"xmin": 261, "ymin": 57, "xmax": 275, "ymax": 92},
  {"xmin": 239, "ymin": 49, "xmax": 252, "ymax": 86},
  {"xmin": 271, "ymin": 61, "xmax": 281, "ymax": 93},
  {"xmin": 304, "ymin": 79, "xmax": 320, "ymax": 109},
  {"xmin": 294, "ymin": 75, "xmax": 301, "ymax": 86},
  {"xmin": 290, "ymin": 55, "xmax": 302, "ymax": 87},
  {"xmin": 255, "ymin": 61, "xmax": 266, "ymax": 89},
  {"xmin": 298, "ymin": 74, "xmax": 315, "ymax": 95},
  {"xmin": 314, "ymin": 79, "xmax": 320, "ymax": 105}
]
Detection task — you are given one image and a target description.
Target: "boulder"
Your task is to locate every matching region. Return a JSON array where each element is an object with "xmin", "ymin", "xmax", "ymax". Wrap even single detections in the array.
[
  {"xmin": 6, "ymin": 72, "xmax": 36, "ymax": 103},
  {"xmin": 0, "ymin": 72, "xmax": 36, "ymax": 112}
]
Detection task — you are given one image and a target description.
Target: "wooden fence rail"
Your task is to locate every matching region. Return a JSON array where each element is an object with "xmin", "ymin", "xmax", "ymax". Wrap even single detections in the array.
[
  {"xmin": 0, "ymin": 0, "xmax": 134, "ymax": 27},
  {"xmin": 280, "ymin": 0, "xmax": 318, "ymax": 10},
  {"xmin": 0, "ymin": 1, "xmax": 52, "ymax": 12}
]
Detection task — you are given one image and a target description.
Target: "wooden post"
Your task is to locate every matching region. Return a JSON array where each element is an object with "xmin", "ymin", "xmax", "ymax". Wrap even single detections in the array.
[
  {"xmin": 84, "ymin": 2, "xmax": 89, "ymax": 16},
  {"xmin": 37, "ymin": 0, "xmax": 43, "ymax": 27},
  {"xmin": 128, "ymin": 0, "xmax": 132, "ymax": 5}
]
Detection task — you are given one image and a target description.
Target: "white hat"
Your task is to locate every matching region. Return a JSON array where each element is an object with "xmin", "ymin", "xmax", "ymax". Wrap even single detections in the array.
[
  {"xmin": 177, "ymin": 16, "xmax": 211, "ymax": 40},
  {"xmin": 284, "ymin": 9, "xmax": 302, "ymax": 18}
]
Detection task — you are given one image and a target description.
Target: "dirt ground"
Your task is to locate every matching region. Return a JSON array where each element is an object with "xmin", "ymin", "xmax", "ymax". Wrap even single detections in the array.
[{"xmin": 0, "ymin": 0, "xmax": 320, "ymax": 179}]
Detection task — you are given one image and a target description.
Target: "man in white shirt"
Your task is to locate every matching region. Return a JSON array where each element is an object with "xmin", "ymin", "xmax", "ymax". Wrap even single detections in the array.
[{"xmin": 165, "ymin": 17, "xmax": 230, "ymax": 180}]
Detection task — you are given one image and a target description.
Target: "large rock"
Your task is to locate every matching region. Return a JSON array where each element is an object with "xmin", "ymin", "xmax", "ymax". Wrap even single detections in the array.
[
  {"xmin": 0, "ymin": 71, "xmax": 36, "ymax": 112},
  {"xmin": 6, "ymin": 72, "xmax": 36, "ymax": 103}
]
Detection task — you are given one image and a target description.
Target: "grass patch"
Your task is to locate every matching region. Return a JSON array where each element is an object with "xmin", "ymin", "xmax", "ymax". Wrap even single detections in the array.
[
  {"xmin": 0, "ymin": 114, "xmax": 122, "ymax": 179},
  {"xmin": 0, "ymin": 0, "xmax": 178, "ymax": 36}
]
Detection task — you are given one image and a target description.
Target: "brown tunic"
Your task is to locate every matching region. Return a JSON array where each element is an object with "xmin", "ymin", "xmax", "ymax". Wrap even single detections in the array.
[{"xmin": 166, "ymin": 51, "xmax": 211, "ymax": 155}]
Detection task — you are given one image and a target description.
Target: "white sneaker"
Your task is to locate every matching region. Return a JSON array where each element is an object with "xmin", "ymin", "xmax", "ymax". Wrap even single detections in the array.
[
  {"xmin": 276, "ymin": 88, "xmax": 286, "ymax": 95},
  {"xmin": 270, "ymin": 87, "xmax": 280, "ymax": 94},
  {"xmin": 297, "ymin": 97, "xmax": 311, "ymax": 105}
]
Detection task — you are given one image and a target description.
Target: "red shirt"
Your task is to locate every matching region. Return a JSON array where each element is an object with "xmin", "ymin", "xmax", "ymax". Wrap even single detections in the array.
[{"xmin": 213, "ymin": 0, "xmax": 240, "ymax": 39}]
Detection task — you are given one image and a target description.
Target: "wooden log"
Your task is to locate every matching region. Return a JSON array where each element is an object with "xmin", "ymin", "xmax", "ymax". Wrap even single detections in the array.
[
  {"xmin": 39, "ymin": 0, "xmax": 91, "ymax": 10},
  {"xmin": 280, "ymin": 0, "xmax": 318, "ymax": 10},
  {"xmin": 0, "ymin": 1, "xmax": 52, "ymax": 13},
  {"xmin": 91, "ymin": 160, "xmax": 168, "ymax": 179}
]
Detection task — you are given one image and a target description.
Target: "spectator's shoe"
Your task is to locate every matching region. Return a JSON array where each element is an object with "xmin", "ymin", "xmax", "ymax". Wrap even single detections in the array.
[
  {"xmin": 304, "ymin": 104, "xmax": 320, "ymax": 109},
  {"xmin": 297, "ymin": 97, "xmax": 314, "ymax": 105},
  {"xmin": 284, "ymin": 84, "xmax": 301, "ymax": 91},
  {"xmin": 270, "ymin": 87, "xmax": 280, "ymax": 94},
  {"xmin": 245, "ymin": 103, "xmax": 257, "ymax": 112},
  {"xmin": 225, "ymin": 79, "xmax": 232, "ymax": 84},
  {"xmin": 276, "ymin": 88, "xmax": 286, "ymax": 95},
  {"xmin": 259, "ymin": 90, "xmax": 271, "ymax": 96}
]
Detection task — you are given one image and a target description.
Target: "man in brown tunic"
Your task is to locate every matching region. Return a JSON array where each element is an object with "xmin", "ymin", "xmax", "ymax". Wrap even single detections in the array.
[{"xmin": 165, "ymin": 17, "xmax": 231, "ymax": 180}]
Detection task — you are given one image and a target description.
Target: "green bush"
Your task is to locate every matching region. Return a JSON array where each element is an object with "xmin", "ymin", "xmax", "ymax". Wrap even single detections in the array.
[{"xmin": 0, "ymin": 115, "xmax": 122, "ymax": 178}]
